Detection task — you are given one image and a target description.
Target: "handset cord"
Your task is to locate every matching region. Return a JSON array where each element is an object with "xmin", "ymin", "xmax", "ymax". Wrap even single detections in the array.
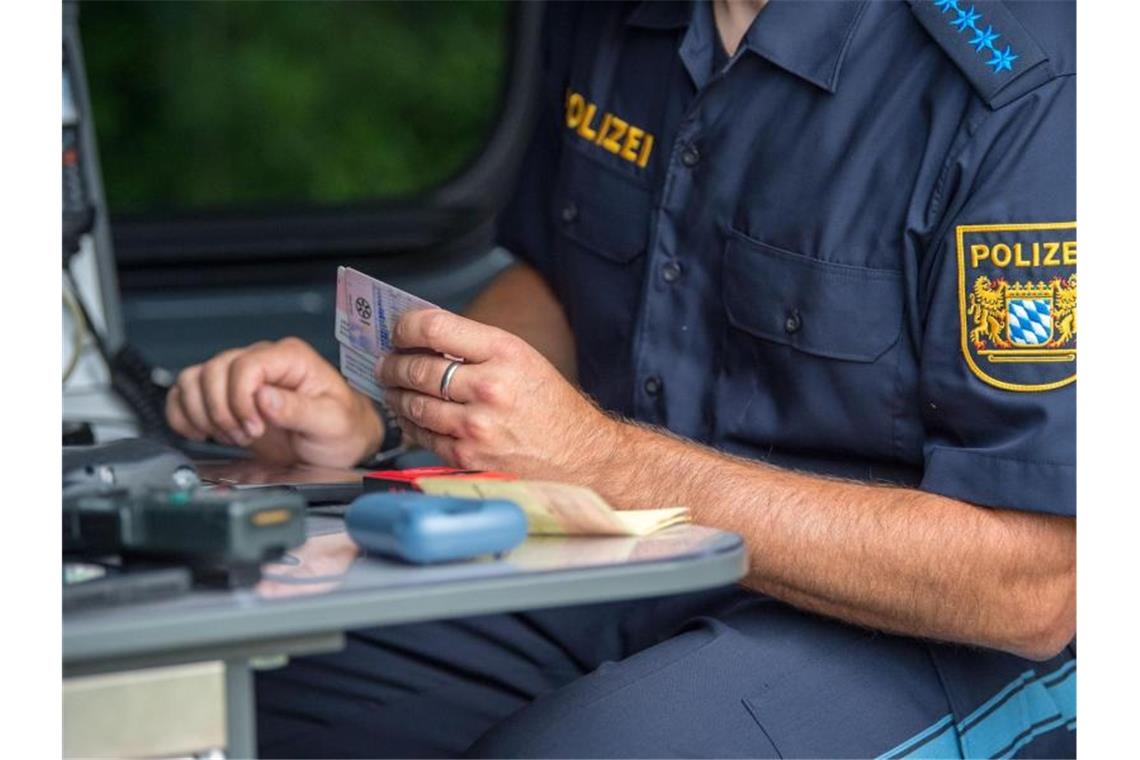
[
  {"xmin": 62, "ymin": 281, "xmax": 87, "ymax": 384},
  {"xmin": 61, "ymin": 265, "xmax": 174, "ymax": 441}
]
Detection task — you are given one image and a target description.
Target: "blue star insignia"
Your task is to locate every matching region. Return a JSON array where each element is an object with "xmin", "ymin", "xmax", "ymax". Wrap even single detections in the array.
[
  {"xmin": 952, "ymin": 5, "xmax": 982, "ymax": 32},
  {"xmin": 969, "ymin": 24, "xmax": 999, "ymax": 52},
  {"xmin": 934, "ymin": 0, "xmax": 959, "ymax": 13},
  {"xmin": 987, "ymin": 45, "xmax": 1018, "ymax": 73}
]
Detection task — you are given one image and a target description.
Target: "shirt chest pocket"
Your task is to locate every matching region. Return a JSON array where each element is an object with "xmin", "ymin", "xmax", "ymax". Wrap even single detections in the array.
[
  {"xmin": 716, "ymin": 229, "xmax": 914, "ymax": 465},
  {"xmin": 552, "ymin": 150, "xmax": 652, "ymax": 411}
]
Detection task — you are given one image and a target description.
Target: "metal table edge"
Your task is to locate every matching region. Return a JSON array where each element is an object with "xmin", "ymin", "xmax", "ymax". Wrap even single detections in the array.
[{"xmin": 64, "ymin": 533, "xmax": 747, "ymax": 669}]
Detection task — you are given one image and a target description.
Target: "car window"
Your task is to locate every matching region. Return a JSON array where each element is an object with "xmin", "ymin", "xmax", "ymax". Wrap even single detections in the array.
[{"xmin": 80, "ymin": 0, "xmax": 510, "ymax": 214}]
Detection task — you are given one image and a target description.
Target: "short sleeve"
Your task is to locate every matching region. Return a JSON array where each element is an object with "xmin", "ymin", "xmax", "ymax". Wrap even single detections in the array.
[
  {"xmin": 917, "ymin": 75, "xmax": 1076, "ymax": 517},
  {"xmin": 494, "ymin": 4, "xmax": 579, "ymax": 285}
]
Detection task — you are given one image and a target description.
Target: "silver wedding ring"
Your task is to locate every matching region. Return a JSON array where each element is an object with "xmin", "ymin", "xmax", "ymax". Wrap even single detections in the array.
[{"xmin": 439, "ymin": 360, "xmax": 462, "ymax": 402}]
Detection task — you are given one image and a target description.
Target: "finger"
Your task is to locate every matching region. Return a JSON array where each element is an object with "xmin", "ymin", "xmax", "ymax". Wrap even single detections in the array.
[
  {"xmin": 225, "ymin": 342, "xmax": 275, "ymax": 439},
  {"xmin": 200, "ymin": 352, "xmax": 249, "ymax": 445},
  {"xmin": 165, "ymin": 386, "xmax": 206, "ymax": 441},
  {"xmin": 385, "ymin": 388, "xmax": 465, "ymax": 436},
  {"xmin": 377, "ymin": 353, "xmax": 473, "ymax": 402},
  {"xmin": 393, "ymin": 309, "xmax": 506, "ymax": 363},
  {"xmin": 255, "ymin": 385, "xmax": 349, "ymax": 439},
  {"xmin": 397, "ymin": 416, "xmax": 458, "ymax": 463},
  {"xmin": 229, "ymin": 338, "xmax": 328, "ymax": 434},
  {"xmin": 175, "ymin": 365, "xmax": 214, "ymax": 436}
]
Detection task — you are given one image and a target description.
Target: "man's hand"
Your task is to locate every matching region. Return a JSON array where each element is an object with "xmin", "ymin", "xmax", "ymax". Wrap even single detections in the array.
[
  {"xmin": 376, "ymin": 308, "xmax": 1072, "ymax": 660},
  {"xmin": 377, "ymin": 310, "xmax": 617, "ymax": 479},
  {"xmin": 166, "ymin": 337, "xmax": 383, "ymax": 467}
]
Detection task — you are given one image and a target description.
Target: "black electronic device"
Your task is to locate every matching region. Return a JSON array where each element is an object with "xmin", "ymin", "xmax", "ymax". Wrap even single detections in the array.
[
  {"xmin": 63, "ymin": 486, "xmax": 307, "ymax": 588},
  {"xmin": 196, "ymin": 459, "xmax": 365, "ymax": 505},
  {"xmin": 63, "ymin": 563, "xmax": 192, "ymax": 612},
  {"xmin": 62, "ymin": 440, "xmax": 308, "ymax": 588},
  {"xmin": 64, "ymin": 438, "xmax": 198, "ymax": 497}
]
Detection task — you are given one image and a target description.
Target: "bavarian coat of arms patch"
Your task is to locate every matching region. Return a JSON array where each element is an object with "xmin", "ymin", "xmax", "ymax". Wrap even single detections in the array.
[{"xmin": 957, "ymin": 222, "xmax": 1077, "ymax": 392}]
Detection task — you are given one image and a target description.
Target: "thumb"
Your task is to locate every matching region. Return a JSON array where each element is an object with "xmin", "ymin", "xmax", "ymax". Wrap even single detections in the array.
[{"xmin": 256, "ymin": 385, "xmax": 344, "ymax": 437}]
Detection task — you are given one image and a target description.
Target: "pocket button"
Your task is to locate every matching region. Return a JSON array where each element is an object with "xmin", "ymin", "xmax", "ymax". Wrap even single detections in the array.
[
  {"xmin": 662, "ymin": 260, "xmax": 683, "ymax": 283},
  {"xmin": 681, "ymin": 145, "xmax": 701, "ymax": 168},
  {"xmin": 784, "ymin": 310, "xmax": 802, "ymax": 334},
  {"xmin": 560, "ymin": 202, "xmax": 579, "ymax": 224}
]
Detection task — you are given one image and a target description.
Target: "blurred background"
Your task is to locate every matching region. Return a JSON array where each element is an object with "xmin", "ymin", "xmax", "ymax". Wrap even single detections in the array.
[
  {"xmin": 82, "ymin": 0, "xmax": 508, "ymax": 212},
  {"xmin": 73, "ymin": 0, "xmax": 536, "ymax": 372}
]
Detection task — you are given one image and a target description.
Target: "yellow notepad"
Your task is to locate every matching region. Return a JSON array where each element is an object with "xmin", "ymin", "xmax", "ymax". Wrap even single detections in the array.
[{"xmin": 415, "ymin": 478, "xmax": 690, "ymax": 536}]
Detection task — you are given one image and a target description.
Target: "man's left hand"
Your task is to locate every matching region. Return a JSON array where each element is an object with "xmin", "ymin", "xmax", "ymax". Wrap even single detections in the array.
[{"xmin": 377, "ymin": 310, "xmax": 620, "ymax": 479}]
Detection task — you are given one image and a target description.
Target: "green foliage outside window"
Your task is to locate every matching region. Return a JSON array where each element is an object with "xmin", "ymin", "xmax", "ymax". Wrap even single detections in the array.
[{"xmin": 80, "ymin": 0, "xmax": 509, "ymax": 214}]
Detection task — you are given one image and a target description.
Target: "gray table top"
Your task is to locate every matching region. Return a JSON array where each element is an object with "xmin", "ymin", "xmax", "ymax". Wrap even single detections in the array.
[{"xmin": 64, "ymin": 515, "xmax": 747, "ymax": 670}]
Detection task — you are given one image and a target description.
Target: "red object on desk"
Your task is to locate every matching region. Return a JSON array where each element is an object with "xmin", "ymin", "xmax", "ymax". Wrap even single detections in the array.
[{"xmin": 363, "ymin": 467, "xmax": 518, "ymax": 493}]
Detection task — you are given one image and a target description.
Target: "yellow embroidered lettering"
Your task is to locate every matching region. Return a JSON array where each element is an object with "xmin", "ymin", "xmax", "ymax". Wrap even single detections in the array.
[
  {"xmin": 620, "ymin": 126, "xmax": 644, "ymax": 162},
  {"xmin": 594, "ymin": 113, "xmax": 613, "ymax": 146},
  {"xmin": 577, "ymin": 104, "xmax": 599, "ymax": 141},
  {"xmin": 637, "ymin": 133, "xmax": 655, "ymax": 168},
  {"xmin": 565, "ymin": 92, "xmax": 586, "ymax": 129},
  {"xmin": 602, "ymin": 117, "xmax": 627, "ymax": 154},
  {"xmin": 1042, "ymin": 241, "xmax": 1060, "ymax": 265},
  {"xmin": 971, "ymin": 244, "xmax": 990, "ymax": 268},
  {"xmin": 1013, "ymin": 243, "xmax": 1032, "ymax": 267},
  {"xmin": 991, "ymin": 243, "xmax": 1012, "ymax": 267},
  {"xmin": 562, "ymin": 91, "xmax": 656, "ymax": 170},
  {"xmin": 1062, "ymin": 240, "xmax": 1077, "ymax": 265}
]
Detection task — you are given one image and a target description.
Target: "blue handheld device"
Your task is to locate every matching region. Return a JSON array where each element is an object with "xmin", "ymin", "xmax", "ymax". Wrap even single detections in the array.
[{"xmin": 345, "ymin": 492, "xmax": 528, "ymax": 564}]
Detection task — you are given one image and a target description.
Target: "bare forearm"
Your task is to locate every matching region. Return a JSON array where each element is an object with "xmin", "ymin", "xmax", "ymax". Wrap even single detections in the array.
[
  {"xmin": 464, "ymin": 263, "xmax": 577, "ymax": 381},
  {"xmin": 438, "ymin": 263, "xmax": 1075, "ymax": 658},
  {"xmin": 590, "ymin": 422, "xmax": 1075, "ymax": 660}
]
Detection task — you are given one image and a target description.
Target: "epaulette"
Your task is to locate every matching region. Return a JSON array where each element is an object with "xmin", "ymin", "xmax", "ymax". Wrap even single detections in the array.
[{"xmin": 909, "ymin": 0, "xmax": 1055, "ymax": 109}]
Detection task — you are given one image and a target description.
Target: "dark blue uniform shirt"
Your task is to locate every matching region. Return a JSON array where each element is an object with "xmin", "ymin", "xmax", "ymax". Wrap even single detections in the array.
[
  {"xmin": 497, "ymin": 2, "xmax": 1077, "ymax": 750},
  {"xmin": 499, "ymin": 0, "xmax": 1076, "ymax": 518},
  {"xmin": 499, "ymin": 2, "xmax": 1076, "ymax": 747}
]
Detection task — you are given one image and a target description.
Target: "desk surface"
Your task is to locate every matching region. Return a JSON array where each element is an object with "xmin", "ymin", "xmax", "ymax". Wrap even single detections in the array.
[{"xmin": 64, "ymin": 516, "xmax": 746, "ymax": 672}]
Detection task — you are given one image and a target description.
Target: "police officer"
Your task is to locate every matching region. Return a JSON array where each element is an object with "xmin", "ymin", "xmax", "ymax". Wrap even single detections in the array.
[{"xmin": 167, "ymin": 1, "xmax": 1076, "ymax": 756}]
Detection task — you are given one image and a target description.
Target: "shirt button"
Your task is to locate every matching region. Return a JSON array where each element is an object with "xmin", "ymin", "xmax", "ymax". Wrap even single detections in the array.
[
  {"xmin": 643, "ymin": 376, "xmax": 663, "ymax": 396},
  {"xmin": 661, "ymin": 260, "xmax": 682, "ymax": 283},
  {"xmin": 680, "ymin": 144, "xmax": 701, "ymax": 168},
  {"xmin": 784, "ymin": 309, "xmax": 803, "ymax": 334},
  {"xmin": 560, "ymin": 202, "xmax": 579, "ymax": 224}
]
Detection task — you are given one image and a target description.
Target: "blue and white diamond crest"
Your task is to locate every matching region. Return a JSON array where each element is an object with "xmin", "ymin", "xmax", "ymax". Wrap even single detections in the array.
[{"xmin": 1007, "ymin": 298, "xmax": 1053, "ymax": 346}]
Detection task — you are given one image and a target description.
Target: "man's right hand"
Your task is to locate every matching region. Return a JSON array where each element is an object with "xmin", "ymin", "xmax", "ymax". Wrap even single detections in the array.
[{"xmin": 165, "ymin": 337, "xmax": 383, "ymax": 468}]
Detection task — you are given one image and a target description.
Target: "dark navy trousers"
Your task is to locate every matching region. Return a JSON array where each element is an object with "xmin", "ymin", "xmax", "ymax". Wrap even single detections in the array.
[{"xmin": 255, "ymin": 588, "xmax": 1075, "ymax": 758}]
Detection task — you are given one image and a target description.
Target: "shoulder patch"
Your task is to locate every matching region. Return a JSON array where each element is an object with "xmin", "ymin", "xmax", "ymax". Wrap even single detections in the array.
[
  {"xmin": 909, "ymin": 0, "xmax": 1053, "ymax": 108},
  {"xmin": 957, "ymin": 222, "xmax": 1076, "ymax": 392}
]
